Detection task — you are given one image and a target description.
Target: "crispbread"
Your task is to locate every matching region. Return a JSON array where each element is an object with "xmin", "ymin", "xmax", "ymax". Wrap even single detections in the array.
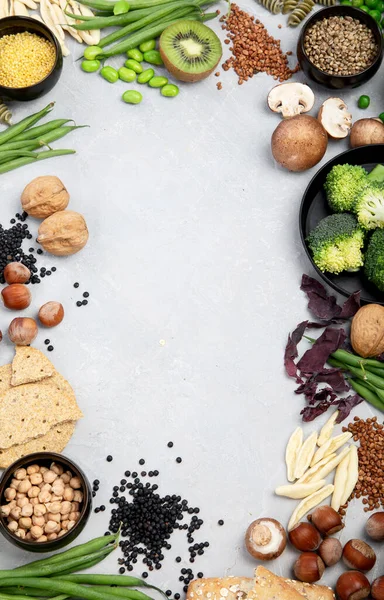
[
  {"xmin": 11, "ymin": 346, "xmax": 55, "ymax": 386},
  {"xmin": 249, "ymin": 567, "xmax": 304, "ymax": 600},
  {"xmin": 187, "ymin": 577, "xmax": 254, "ymax": 600},
  {"xmin": 0, "ymin": 421, "xmax": 76, "ymax": 468},
  {"xmin": 287, "ymin": 579, "xmax": 335, "ymax": 600},
  {"xmin": 0, "ymin": 364, "xmax": 11, "ymax": 394},
  {"xmin": 38, "ymin": 371, "xmax": 76, "ymax": 402},
  {"xmin": 0, "ymin": 382, "xmax": 83, "ymax": 449}
]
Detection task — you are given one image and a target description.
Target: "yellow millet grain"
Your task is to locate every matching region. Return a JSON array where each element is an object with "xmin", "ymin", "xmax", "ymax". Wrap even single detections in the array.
[{"xmin": 0, "ymin": 32, "xmax": 56, "ymax": 88}]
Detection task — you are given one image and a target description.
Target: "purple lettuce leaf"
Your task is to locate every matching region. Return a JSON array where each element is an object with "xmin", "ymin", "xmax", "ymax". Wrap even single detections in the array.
[
  {"xmin": 334, "ymin": 394, "xmax": 364, "ymax": 423},
  {"xmin": 297, "ymin": 327, "xmax": 346, "ymax": 374},
  {"xmin": 284, "ymin": 320, "xmax": 308, "ymax": 382},
  {"xmin": 300, "ymin": 275, "xmax": 341, "ymax": 321}
]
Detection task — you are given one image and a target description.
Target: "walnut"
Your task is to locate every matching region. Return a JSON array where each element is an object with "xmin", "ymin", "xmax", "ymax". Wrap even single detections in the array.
[
  {"xmin": 351, "ymin": 304, "xmax": 384, "ymax": 358},
  {"xmin": 37, "ymin": 211, "xmax": 89, "ymax": 256},
  {"xmin": 21, "ymin": 176, "xmax": 70, "ymax": 218}
]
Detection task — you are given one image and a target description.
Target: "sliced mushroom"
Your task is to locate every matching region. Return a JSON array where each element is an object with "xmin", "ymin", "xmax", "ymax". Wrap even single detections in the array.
[
  {"xmin": 245, "ymin": 518, "xmax": 287, "ymax": 561},
  {"xmin": 318, "ymin": 98, "xmax": 352, "ymax": 139},
  {"xmin": 268, "ymin": 82, "xmax": 315, "ymax": 119}
]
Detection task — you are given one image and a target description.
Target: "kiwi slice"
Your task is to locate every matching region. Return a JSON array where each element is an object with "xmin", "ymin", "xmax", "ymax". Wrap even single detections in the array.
[{"xmin": 159, "ymin": 20, "xmax": 222, "ymax": 82}]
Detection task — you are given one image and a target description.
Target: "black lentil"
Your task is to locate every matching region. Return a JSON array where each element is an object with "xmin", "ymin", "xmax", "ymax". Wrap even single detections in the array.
[
  {"xmin": 139, "ymin": 459, "xmax": 145, "ymax": 465},
  {"xmin": 47, "ymin": 346, "xmax": 54, "ymax": 352},
  {"xmin": 82, "ymin": 300, "xmax": 88, "ymax": 306},
  {"xmin": 167, "ymin": 442, "xmax": 174, "ymax": 448},
  {"xmin": 106, "ymin": 455, "xmax": 113, "ymax": 462},
  {"xmin": 76, "ymin": 301, "xmax": 82, "ymax": 307},
  {"xmin": 74, "ymin": 282, "xmax": 79, "ymax": 288},
  {"xmin": 83, "ymin": 291, "xmax": 89, "ymax": 298},
  {"xmin": 218, "ymin": 520, "xmax": 224, "ymax": 526},
  {"xmin": 44, "ymin": 339, "xmax": 50, "ymax": 345},
  {"xmin": 176, "ymin": 457, "xmax": 182, "ymax": 464}
]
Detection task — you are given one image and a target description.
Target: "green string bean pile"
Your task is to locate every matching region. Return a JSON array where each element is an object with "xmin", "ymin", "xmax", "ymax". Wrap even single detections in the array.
[{"xmin": 0, "ymin": 532, "xmax": 166, "ymax": 600}]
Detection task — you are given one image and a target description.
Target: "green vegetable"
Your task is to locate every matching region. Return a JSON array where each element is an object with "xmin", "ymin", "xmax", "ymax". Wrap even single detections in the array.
[
  {"xmin": 118, "ymin": 66, "xmax": 137, "ymax": 81},
  {"xmin": 360, "ymin": 4, "xmax": 370, "ymax": 10},
  {"xmin": 0, "ymin": 150, "xmax": 39, "ymax": 164},
  {"xmin": 143, "ymin": 49, "xmax": 163, "ymax": 64},
  {"xmin": 122, "ymin": 90, "xmax": 143, "ymax": 103},
  {"xmin": 100, "ymin": 65, "xmax": 119, "ymax": 82},
  {"xmin": 367, "ymin": 163, "xmax": 384, "ymax": 182},
  {"xmin": 364, "ymin": 229, "xmax": 384, "ymax": 291},
  {"xmin": 127, "ymin": 48, "xmax": 144, "ymax": 61},
  {"xmin": 0, "ymin": 103, "xmax": 54, "ymax": 146},
  {"xmin": 331, "ymin": 348, "xmax": 384, "ymax": 370},
  {"xmin": 137, "ymin": 68, "xmax": 155, "ymax": 82},
  {"xmin": 161, "ymin": 83, "xmax": 179, "ymax": 96},
  {"xmin": 365, "ymin": 0, "xmax": 379, "ymax": 8},
  {"xmin": 351, "ymin": 0, "xmax": 364, "ymax": 6},
  {"xmin": 369, "ymin": 7, "xmax": 381, "ymax": 18},
  {"xmin": 139, "ymin": 38, "xmax": 156, "ymax": 51},
  {"xmin": 84, "ymin": 45, "xmax": 103, "ymax": 59},
  {"xmin": 124, "ymin": 58, "xmax": 143, "ymax": 72},
  {"xmin": 148, "ymin": 75, "xmax": 168, "ymax": 87},
  {"xmin": 81, "ymin": 59, "xmax": 101, "ymax": 72},
  {"xmin": 0, "ymin": 149, "xmax": 75, "ymax": 174},
  {"xmin": 10, "ymin": 119, "xmax": 72, "ymax": 142},
  {"xmin": 324, "ymin": 163, "xmax": 367, "ymax": 212},
  {"xmin": 354, "ymin": 182, "xmax": 384, "ymax": 229},
  {"xmin": 358, "ymin": 94, "xmax": 370, "ymax": 109},
  {"xmin": 349, "ymin": 378, "xmax": 384, "ymax": 411},
  {"xmin": 340, "ymin": 1, "xmax": 352, "ymax": 5},
  {"xmin": 306, "ymin": 213, "xmax": 365, "ymax": 274},
  {"xmin": 114, "ymin": 0, "xmax": 130, "ymax": 12},
  {"xmin": 379, "ymin": 112, "xmax": 384, "ymax": 123},
  {"xmin": 75, "ymin": 6, "xmax": 154, "ymax": 30}
]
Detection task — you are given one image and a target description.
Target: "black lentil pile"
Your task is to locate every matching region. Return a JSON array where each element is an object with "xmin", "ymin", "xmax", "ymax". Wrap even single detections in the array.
[{"xmin": 74, "ymin": 283, "xmax": 90, "ymax": 307}]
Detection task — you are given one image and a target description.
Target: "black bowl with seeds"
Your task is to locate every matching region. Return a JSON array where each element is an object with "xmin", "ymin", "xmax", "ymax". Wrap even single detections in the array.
[{"xmin": 297, "ymin": 6, "xmax": 383, "ymax": 89}]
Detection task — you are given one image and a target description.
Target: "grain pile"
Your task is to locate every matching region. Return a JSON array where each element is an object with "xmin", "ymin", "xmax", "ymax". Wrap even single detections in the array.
[{"xmin": 220, "ymin": 4, "xmax": 300, "ymax": 84}]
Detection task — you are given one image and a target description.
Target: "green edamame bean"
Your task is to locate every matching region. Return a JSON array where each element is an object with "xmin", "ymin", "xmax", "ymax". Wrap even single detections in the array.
[
  {"xmin": 137, "ymin": 68, "xmax": 155, "ymax": 83},
  {"xmin": 358, "ymin": 94, "xmax": 370, "ymax": 109},
  {"xmin": 127, "ymin": 48, "xmax": 144, "ymax": 62},
  {"xmin": 81, "ymin": 59, "xmax": 101, "ymax": 73},
  {"xmin": 124, "ymin": 59, "xmax": 143, "ymax": 73},
  {"xmin": 84, "ymin": 45, "xmax": 102, "ymax": 60},
  {"xmin": 139, "ymin": 39, "xmax": 156, "ymax": 53},
  {"xmin": 100, "ymin": 66, "xmax": 119, "ymax": 83},
  {"xmin": 161, "ymin": 83, "xmax": 179, "ymax": 97},
  {"xmin": 143, "ymin": 50, "xmax": 163, "ymax": 66},
  {"xmin": 148, "ymin": 75, "xmax": 168, "ymax": 88},
  {"xmin": 122, "ymin": 90, "xmax": 143, "ymax": 104},
  {"xmin": 118, "ymin": 67, "xmax": 137, "ymax": 82}
]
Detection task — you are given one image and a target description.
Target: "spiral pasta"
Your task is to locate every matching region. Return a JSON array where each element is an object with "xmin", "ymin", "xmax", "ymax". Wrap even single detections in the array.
[
  {"xmin": 282, "ymin": 0, "xmax": 299, "ymax": 13},
  {"xmin": 0, "ymin": 100, "xmax": 12, "ymax": 125},
  {"xmin": 288, "ymin": 0, "xmax": 314, "ymax": 26},
  {"xmin": 315, "ymin": 0, "xmax": 336, "ymax": 6},
  {"xmin": 257, "ymin": 0, "xmax": 283, "ymax": 14}
]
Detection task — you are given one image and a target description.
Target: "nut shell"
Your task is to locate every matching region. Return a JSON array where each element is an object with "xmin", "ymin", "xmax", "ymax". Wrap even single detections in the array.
[
  {"xmin": 271, "ymin": 115, "xmax": 328, "ymax": 172},
  {"xmin": 37, "ymin": 211, "xmax": 89, "ymax": 256},
  {"xmin": 4, "ymin": 263, "xmax": 31, "ymax": 284},
  {"xmin": 38, "ymin": 302, "xmax": 64, "ymax": 328},
  {"xmin": 343, "ymin": 539, "xmax": 376, "ymax": 572},
  {"xmin": 1, "ymin": 284, "xmax": 31, "ymax": 310},
  {"xmin": 351, "ymin": 304, "xmax": 384, "ymax": 358},
  {"xmin": 336, "ymin": 571, "xmax": 370, "ymax": 600},
  {"xmin": 21, "ymin": 176, "xmax": 70, "ymax": 218}
]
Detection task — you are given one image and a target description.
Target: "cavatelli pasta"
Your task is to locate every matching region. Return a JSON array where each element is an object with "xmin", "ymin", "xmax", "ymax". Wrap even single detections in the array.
[
  {"xmin": 0, "ymin": 100, "xmax": 12, "ymax": 126},
  {"xmin": 256, "ymin": 0, "xmax": 283, "ymax": 14},
  {"xmin": 288, "ymin": 0, "xmax": 314, "ymax": 26},
  {"xmin": 282, "ymin": 0, "xmax": 298, "ymax": 13}
]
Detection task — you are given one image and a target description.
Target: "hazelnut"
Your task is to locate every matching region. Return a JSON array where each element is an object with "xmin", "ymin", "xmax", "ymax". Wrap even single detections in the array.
[
  {"xmin": 37, "ymin": 211, "xmax": 89, "ymax": 256},
  {"xmin": 21, "ymin": 176, "xmax": 70, "ymax": 218},
  {"xmin": 293, "ymin": 552, "xmax": 325, "ymax": 583},
  {"xmin": 3, "ymin": 263, "xmax": 31, "ymax": 284},
  {"xmin": 343, "ymin": 539, "xmax": 376, "ymax": 572},
  {"xmin": 336, "ymin": 571, "xmax": 370, "ymax": 600},
  {"xmin": 288, "ymin": 522, "xmax": 321, "ymax": 552},
  {"xmin": 38, "ymin": 301, "xmax": 64, "ymax": 328},
  {"xmin": 318, "ymin": 537, "xmax": 343, "ymax": 567},
  {"xmin": 2, "ymin": 284, "xmax": 31, "ymax": 310},
  {"xmin": 372, "ymin": 576, "xmax": 384, "ymax": 600},
  {"xmin": 8, "ymin": 318, "xmax": 38, "ymax": 346},
  {"xmin": 366, "ymin": 512, "xmax": 384, "ymax": 541},
  {"xmin": 310, "ymin": 505, "xmax": 343, "ymax": 536}
]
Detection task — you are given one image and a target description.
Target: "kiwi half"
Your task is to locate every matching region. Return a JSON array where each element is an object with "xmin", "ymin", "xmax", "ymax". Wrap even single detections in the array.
[{"xmin": 159, "ymin": 20, "xmax": 222, "ymax": 83}]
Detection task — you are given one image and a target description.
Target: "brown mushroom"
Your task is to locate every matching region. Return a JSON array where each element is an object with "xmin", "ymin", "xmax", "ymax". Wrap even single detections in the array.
[
  {"xmin": 350, "ymin": 119, "xmax": 384, "ymax": 148},
  {"xmin": 245, "ymin": 518, "xmax": 287, "ymax": 561},
  {"xmin": 318, "ymin": 98, "xmax": 352, "ymax": 139},
  {"xmin": 271, "ymin": 115, "xmax": 328, "ymax": 172},
  {"xmin": 268, "ymin": 83, "xmax": 315, "ymax": 119}
]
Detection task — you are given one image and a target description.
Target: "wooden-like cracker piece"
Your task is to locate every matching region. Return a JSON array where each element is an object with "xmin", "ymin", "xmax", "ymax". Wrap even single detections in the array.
[{"xmin": 11, "ymin": 346, "xmax": 55, "ymax": 386}]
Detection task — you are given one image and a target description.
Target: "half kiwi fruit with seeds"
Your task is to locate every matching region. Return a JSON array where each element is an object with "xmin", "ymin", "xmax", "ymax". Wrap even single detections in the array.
[{"xmin": 159, "ymin": 20, "xmax": 222, "ymax": 82}]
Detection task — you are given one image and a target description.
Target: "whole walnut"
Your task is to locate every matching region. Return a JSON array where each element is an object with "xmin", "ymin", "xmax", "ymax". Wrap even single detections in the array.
[
  {"xmin": 351, "ymin": 304, "xmax": 384, "ymax": 358},
  {"xmin": 37, "ymin": 211, "xmax": 89, "ymax": 256},
  {"xmin": 21, "ymin": 176, "xmax": 70, "ymax": 218}
]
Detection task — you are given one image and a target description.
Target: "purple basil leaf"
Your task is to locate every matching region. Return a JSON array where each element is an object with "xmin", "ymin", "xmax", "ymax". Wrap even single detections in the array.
[
  {"xmin": 300, "ymin": 274, "xmax": 342, "ymax": 320},
  {"xmin": 334, "ymin": 394, "xmax": 364, "ymax": 423},
  {"xmin": 314, "ymin": 368, "xmax": 349, "ymax": 394},
  {"xmin": 301, "ymin": 402, "xmax": 332, "ymax": 422},
  {"xmin": 339, "ymin": 291, "xmax": 361, "ymax": 319},
  {"xmin": 284, "ymin": 320, "xmax": 308, "ymax": 381},
  {"xmin": 297, "ymin": 327, "xmax": 346, "ymax": 374}
]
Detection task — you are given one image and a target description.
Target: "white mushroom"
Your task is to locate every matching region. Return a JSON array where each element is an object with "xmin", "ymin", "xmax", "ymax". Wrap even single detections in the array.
[
  {"xmin": 268, "ymin": 82, "xmax": 315, "ymax": 119},
  {"xmin": 245, "ymin": 518, "xmax": 287, "ymax": 561},
  {"xmin": 318, "ymin": 98, "xmax": 352, "ymax": 139}
]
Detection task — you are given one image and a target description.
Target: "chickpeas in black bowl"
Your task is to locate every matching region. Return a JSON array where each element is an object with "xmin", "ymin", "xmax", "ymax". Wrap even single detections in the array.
[
  {"xmin": 0, "ymin": 16, "xmax": 63, "ymax": 101},
  {"xmin": 0, "ymin": 452, "xmax": 91, "ymax": 552},
  {"xmin": 297, "ymin": 6, "xmax": 383, "ymax": 89}
]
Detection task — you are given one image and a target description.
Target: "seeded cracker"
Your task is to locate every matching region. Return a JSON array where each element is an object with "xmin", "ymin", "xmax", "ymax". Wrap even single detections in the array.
[
  {"xmin": 248, "ymin": 567, "xmax": 303, "ymax": 600},
  {"xmin": 0, "ymin": 382, "xmax": 83, "ymax": 449},
  {"xmin": 11, "ymin": 346, "xmax": 55, "ymax": 386},
  {"xmin": 0, "ymin": 364, "xmax": 12, "ymax": 394}
]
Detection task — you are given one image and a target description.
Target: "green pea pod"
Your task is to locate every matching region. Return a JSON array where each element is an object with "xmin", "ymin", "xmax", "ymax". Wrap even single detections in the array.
[
  {"xmin": 122, "ymin": 90, "xmax": 143, "ymax": 104},
  {"xmin": 143, "ymin": 50, "xmax": 163, "ymax": 65},
  {"xmin": 81, "ymin": 59, "xmax": 101, "ymax": 72},
  {"xmin": 161, "ymin": 83, "xmax": 179, "ymax": 97},
  {"xmin": 139, "ymin": 39, "xmax": 156, "ymax": 52},
  {"xmin": 137, "ymin": 68, "xmax": 154, "ymax": 83},
  {"xmin": 118, "ymin": 67, "xmax": 137, "ymax": 82},
  {"xmin": 84, "ymin": 45, "xmax": 103, "ymax": 60},
  {"xmin": 126, "ymin": 48, "xmax": 144, "ymax": 61},
  {"xmin": 148, "ymin": 75, "xmax": 168, "ymax": 88},
  {"xmin": 114, "ymin": 0, "xmax": 130, "ymax": 13},
  {"xmin": 100, "ymin": 65, "xmax": 119, "ymax": 82},
  {"xmin": 124, "ymin": 58, "xmax": 143, "ymax": 73}
]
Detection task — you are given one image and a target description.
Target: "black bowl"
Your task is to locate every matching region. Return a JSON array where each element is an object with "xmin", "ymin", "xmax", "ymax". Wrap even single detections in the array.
[
  {"xmin": 297, "ymin": 6, "xmax": 383, "ymax": 89},
  {"xmin": 300, "ymin": 144, "xmax": 384, "ymax": 305},
  {"xmin": 0, "ymin": 452, "xmax": 92, "ymax": 552},
  {"xmin": 0, "ymin": 16, "xmax": 62, "ymax": 101}
]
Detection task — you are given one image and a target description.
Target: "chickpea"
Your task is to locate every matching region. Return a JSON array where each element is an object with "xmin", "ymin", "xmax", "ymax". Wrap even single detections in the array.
[
  {"xmin": 50, "ymin": 463, "xmax": 64, "ymax": 476},
  {"xmin": 47, "ymin": 501, "xmax": 61, "ymax": 514},
  {"xmin": 60, "ymin": 501, "xmax": 72, "ymax": 515},
  {"xmin": 38, "ymin": 490, "xmax": 51, "ymax": 504},
  {"xmin": 1, "ymin": 505, "xmax": 11, "ymax": 517},
  {"xmin": 16, "ymin": 492, "xmax": 26, "ymax": 499},
  {"xmin": 40, "ymin": 483, "xmax": 51, "ymax": 492},
  {"xmin": 69, "ymin": 477, "xmax": 81, "ymax": 489},
  {"xmin": 7, "ymin": 520, "xmax": 18, "ymax": 532},
  {"xmin": 67, "ymin": 520, "xmax": 76, "ymax": 530},
  {"xmin": 25, "ymin": 532, "xmax": 33, "ymax": 540},
  {"xmin": 47, "ymin": 512, "xmax": 61, "ymax": 524},
  {"xmin": 14, "ymin": 468, "xmax": 27, "ymax": 480},
  {"xmin": 15, "ymin": 528, "xmax": 26, "ymax": 539},
  {"xmin": 34, "ymin": 503, "xmax": 47, "ymax": 517},
  {"xmin": 43, "ymin": 470, "xmax": 57, "ymax": 484},
  {"xmin": 51, "ymin": 495, "xmax": 63, "ymax": 503},
  {"xmin": 18, "ymin": 479, "xmax": 32, "ymax": 494},
  {"xmin": 44, "ymin": 520, "xmax": 59, "ymax": 534},
  {"xmin": 9, "ymin": 479, "xmax": 19, "ymax": 490},
  {"xmin": 30, "ymin": 498, "xmax": 39, "ymax": 506},
  {"xmin": 19, "ymin": 517, "xmax": 32, "ymax": 530},
  {"xmin": 37, "ymin": 535, "xmax": 48, "ymax": 543},
  {"xmin": 10, "ymin": 506, "xmax": 21, "ymax": 520},
  {"xmin": 60, "ymin": 472, "xmax": 71, "ymax": 484},
  {"xmin": 26, "ymin": 465, "xmax": 40, "ymax": 475},
  {"xmin": 63, "ymin": 487, "xmax": 74, "ymax": 502},
  {"xmin": 28, "ymin": 486, "xmax": 40, "ymax": 499},
  {"xmin": 39, "ymin": 466, "xmax": 48, "ymax": 474},
  {"xmin": 71, "ymin": 502, "xmax": 80, "ymax": 512},
  {"xmin": 4, "ymin": 488, "xmax": 16, "ymax": 501},
  {"xmin": 17, "ymin": 497, "xmax": 30, "ymax": 509},
  {"xmin": 52, "ymin": 481, "xmax": 65, "ymax": 497},
  {"xmin": 61, "ymin": 519, "xmax": 69, "ymax": 529},
  {"xmin": 31, "ymin": 524, "xmax": 44, "ymax": 539},
  {"xmin": 30, "ymin": 472, "xmax": 43, "ymax": 486},
  {"xmin": 69, "ymin": 511, "xmax": 81, "ymax": 522},
  {"xmin": 47, "ymin": 532, "xmax": 58, "ymax": 541},
  {"xmin": 32, "ymin": 515, "xmax": 45, "ymax": 527},
  {"xmin": 58, "ymin": 529, "xmax": 67, "ymax": 538},
  {"xmin": 21, "ymin": 504, "xmax": 33, "ymax": 518}
]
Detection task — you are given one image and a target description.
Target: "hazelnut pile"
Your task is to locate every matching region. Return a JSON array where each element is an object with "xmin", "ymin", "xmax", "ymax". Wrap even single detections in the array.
[{"xmin": 1, "ymin": 462, "xmax": 83, "ymax": 543}]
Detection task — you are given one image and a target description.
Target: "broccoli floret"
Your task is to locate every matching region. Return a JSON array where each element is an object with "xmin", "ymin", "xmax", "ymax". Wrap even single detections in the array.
[
  {"xmin": 324, "ymin": 164, "xmax": 367, "ymax": 213},
  {"xmin": 307, "ymin": 213, "xmax": 365, "ymax": 274},
  {"xmin": 354, "ymin": 182, "xmax": 384, "ymax": 230},
  {"xmin": 365, "ymin": 229, "xmax": 384, "ymax": 291}
]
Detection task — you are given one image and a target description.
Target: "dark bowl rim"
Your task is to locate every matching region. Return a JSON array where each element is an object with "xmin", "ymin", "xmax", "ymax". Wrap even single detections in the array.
[
  {"xmin": 0, "ymin": 451, "xmax": 90, "ymax": 547},
  {"xmin": 298, "ymin": 5, "xmax": 383, "ymax": 80},
  {"xmin": 0, "ymin": 16, "xmax": 62, "ymax": 92}
]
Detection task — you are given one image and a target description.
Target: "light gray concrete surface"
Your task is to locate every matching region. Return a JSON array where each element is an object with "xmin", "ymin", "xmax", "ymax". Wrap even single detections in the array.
[{"xmin": 0, "ymin": 3, "xmax": 382, "ymax": 591}]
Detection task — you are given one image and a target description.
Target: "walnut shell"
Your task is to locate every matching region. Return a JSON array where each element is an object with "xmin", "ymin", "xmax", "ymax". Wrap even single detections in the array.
[
  {"xmin": 351, "ymin": 304, "xmax": 384, "ymax": 358},
  {"xmin": 21, "ymin": 176, "xmax": 70, "ymax": 218},
  {"xmin": 37, "ymin": 211, "xmax": 89, "ymax": 256}
]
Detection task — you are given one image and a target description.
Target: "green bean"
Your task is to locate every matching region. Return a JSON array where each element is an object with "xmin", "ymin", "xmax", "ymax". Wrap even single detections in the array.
[
  {"xmin": 349, "ymin": 378, "xmax": 384, "ymax": 411},
  {"xmin": 347, "ymin": 364, "xmax": 384, "ymax": 390},
  {"xmin": 139, "ymin": 38, "xmax": 156, "ymax": 51},
  {"xmin": 127, "ymin": 47, "xmax": 144, "ymax": 61},
  {"xmin": 82, "ymin": 59, "xmax": 101, "ymax": 72},
  {"xmin": 137, "ymin": 67, "xmax": 154, "ymax": 83},
  {"xmin": 148, "ymin": 75, "xmax": 168, "ymax": 87},
  {"xmin": 87, "ymin": 587, "xmax": 152, "ymax": 600},
  {"xmin": 10, "ymin": 119, "xmax": 72, "ymax": 142},
  {"xmin": 332, "ymin": 348, "xmax": 384, "ymax": 370},
  {"xmin": 56, "ymin": 575, "xmax": 146, "ymax": 587},
  {"xmin": 364, "ymin": 364, "xmax": 384, "ymax": 377},
  {"xmin": 0, "ymin": 125, "xmax": 87, "ymax": 153},
  {"xmin": 75, "ymin": 0, "xmax": 114, "ymax": 11},
  {"xmin": 0, "ymin": 150, "xmax": 38, "ymax": 164},
  {"xmin": 122, "ymin": 90, "xmax": 143, "ymax": 103},
  {"xmin": 0, "ymin": 595, "xmax": 67, "ymax": 600},
  {"xmin": 1, "ymin": 590, "xmax": 63, "ymax": 598},
  {"xmin": 0, "ymin": 103, "xmax": 54, "ymax": 146},
  {"xmin": 0, "ymin": 139, "xmax": 42, "ymax": 152},
  {"xmin": 124, "ymin": 58, "xmax": 143, "ymax": 72},
  {"xmin": 74, "ymin": 6, "xmax": 155, "ymax": 30},
  {"xmin": 143, "ymin": 49, "xmax": 163, "ymax": 65},
  {"xmin": 100, "ymin": 65, "xmax": 119, "ymax": 81},
  {"xmin": 161, "ymin": 83, "xmax": 179, "ymax": 96},
  {"xmin": 119, "ymin": 66, "xmax": 137, "ymax": 81},
  {"xmin": 0, "ymin": 149, "xmax": 75, "ymax": 174},
  {"xmin": 84, "ymin": 45, "xmax": 103, "ymax": 59},
  {"xmin": 0, "ymin": 579, "xmax": 131, "ymax": 600},
  {"xmin": 365, "ymin": 381, "xmax": 384, "ymax": 403}
]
